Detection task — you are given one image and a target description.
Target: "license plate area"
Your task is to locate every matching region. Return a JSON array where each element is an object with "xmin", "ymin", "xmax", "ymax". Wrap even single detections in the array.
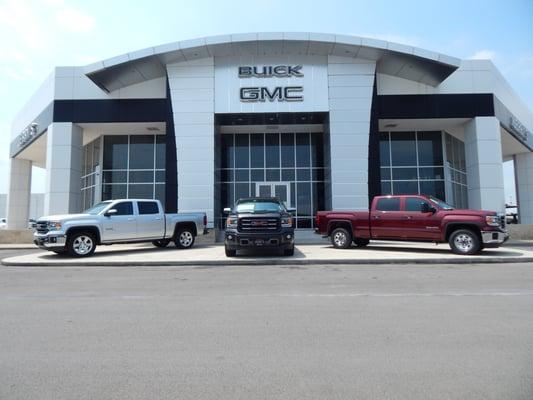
[{"xmin": 255, "ymin": 239, "xmax": 265, "ymax": 246}]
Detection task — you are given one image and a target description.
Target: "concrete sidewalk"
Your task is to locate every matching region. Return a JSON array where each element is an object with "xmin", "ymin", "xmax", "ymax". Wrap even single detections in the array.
[{"xmin": 3, "ymin": 241, "xmax": 533, "ymax": 266}]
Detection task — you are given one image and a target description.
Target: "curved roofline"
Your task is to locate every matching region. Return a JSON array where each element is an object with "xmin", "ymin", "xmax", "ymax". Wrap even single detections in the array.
[{"xmin": 84, "ymin": 32, "xmax": 461, "ymax": 92}]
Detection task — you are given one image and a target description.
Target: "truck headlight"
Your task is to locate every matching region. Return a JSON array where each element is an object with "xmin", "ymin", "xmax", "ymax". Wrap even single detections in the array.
[
  {"xmin": 485, "ymin": 215, "xmax": 500, "ymax": 227},
  {"xmin": 226, "ymin": 217, "xmax": 238, "ymax": 228},
  {"xmin": 281, "ymin": 216, "xmax": 293, "ymax": 228},
  {"xmin": 48, "ymin": 221, "xmax": 62, "ymax": 231}
]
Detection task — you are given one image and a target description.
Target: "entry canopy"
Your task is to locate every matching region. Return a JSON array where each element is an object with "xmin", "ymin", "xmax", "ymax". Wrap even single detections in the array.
[{"xmin": 84, "ymin": 32, "xmax": 461, "ymax": 92}]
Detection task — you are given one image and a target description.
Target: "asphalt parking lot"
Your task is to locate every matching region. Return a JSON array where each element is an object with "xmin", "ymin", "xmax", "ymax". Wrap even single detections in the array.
[{"xmin": 1, "ymin": 250, "xmax": 532, "ymax": 400}]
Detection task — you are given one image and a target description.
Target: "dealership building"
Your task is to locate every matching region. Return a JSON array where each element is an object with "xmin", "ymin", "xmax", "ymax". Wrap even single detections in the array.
[{"xmin": 7, "ymin": 32, "xmax": 533, "ymax": 231}]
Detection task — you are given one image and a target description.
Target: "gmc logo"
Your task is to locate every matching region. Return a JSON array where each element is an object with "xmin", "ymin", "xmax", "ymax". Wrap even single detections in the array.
[
  {"xmin": 238, "ymin": 65, "xmax": 303, "ymax": 78},
  {"xmin": 251, "ymin": 220, "xmax": 268, "ymax": 226},
  {"xmin": 240, "ymin": 86, "xmax": 303, "ymax": 102}
]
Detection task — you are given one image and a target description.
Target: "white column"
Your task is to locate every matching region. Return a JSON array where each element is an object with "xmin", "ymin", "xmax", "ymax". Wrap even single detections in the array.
[
  {"xmin": 514, "ymin": 153, "xmax": 533, "ymax": 223},
  {"xmin": 6, "ymin": 158, "xmax": 32, "ymax": 229},
  {"xmin": 327, "ymin": 56, "xmax": 376, "ymax": 210},
  {"xmin": 166, "ymin": 58, "xmax": 215, "ymax": 227},
  {"xmin": 464, "ymin": 116, "xmax": 505, "ymax": 212},
  {"xmin": 44, "ymin": 122, "xmax": 83, "ymax": 215}
]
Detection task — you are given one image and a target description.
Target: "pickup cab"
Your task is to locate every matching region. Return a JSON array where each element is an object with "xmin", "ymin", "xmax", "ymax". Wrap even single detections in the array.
[
  {"xmin": 34, "ymin": 199, "xmax": 208, "ymax": 257},
  {"xmin": 315, "ymin": 195, "xmax": 508, "ymax": 255}
]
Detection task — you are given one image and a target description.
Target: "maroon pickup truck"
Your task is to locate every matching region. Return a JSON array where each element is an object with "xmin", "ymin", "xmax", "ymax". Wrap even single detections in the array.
[{"xmin": 315, "ymin": 195, "xmax": 508, "ymax": 255}]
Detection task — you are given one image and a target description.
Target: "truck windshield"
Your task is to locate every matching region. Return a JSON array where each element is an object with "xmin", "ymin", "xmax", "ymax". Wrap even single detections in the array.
[
  {"xmin": 236, "ymin": 201, "xmax": 282, "ymax": 214},
  {"xmin": 83, "ymin": 201, "xmax": 112, "ymax": 215},
  {"xmin": 429, "ymin": 196, "xmax": 454, "ymax": 210}
]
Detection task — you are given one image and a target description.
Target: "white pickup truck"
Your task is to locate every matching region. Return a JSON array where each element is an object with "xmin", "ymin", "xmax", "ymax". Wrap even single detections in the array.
[{"xmin": 33, "ymin": 199, "xmax": 208, "ymax": 257}]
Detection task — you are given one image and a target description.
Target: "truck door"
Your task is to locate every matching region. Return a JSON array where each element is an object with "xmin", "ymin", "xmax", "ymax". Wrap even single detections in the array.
[
  {"xmin": 403, "ymin": 197, "xmax": 441, "ymax": 240},
  {"xmin": 370, "ymin": 197, "xmax": 404, "ymax": 239},
  {"xmin": 101, "ymin": 201, "xmax": 137, "ymax": 242},
  {"xmin": 137, "ymin": 201, "xmax": 165, "ymax": 239}
]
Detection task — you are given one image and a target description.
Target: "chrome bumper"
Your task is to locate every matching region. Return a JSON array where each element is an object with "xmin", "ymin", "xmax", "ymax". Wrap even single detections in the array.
[
  {"xmin": 33, "ymin": 233, "xmax": 66, "ymax": 249},
  {"xmin": 481, "ymin": 231, "xmax": 509, "ymax": 245}
]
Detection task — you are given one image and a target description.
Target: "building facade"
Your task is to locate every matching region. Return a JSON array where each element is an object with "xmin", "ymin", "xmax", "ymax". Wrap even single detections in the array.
[{"xmin": 7, "ymin": 33, "xmax": 533, "ymax": 231}]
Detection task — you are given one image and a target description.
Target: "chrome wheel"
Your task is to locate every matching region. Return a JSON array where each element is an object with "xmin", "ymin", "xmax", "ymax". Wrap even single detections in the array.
[
  {"xmin": 454, "ymin": 233, "xmax": 474, "ymax": 253},
  {"xmin": 179, "ymin": 231, "xmax": 194, "ymax": 248},
  {"xmin": 333, "ymin": 231, "xmax": 347, "ymax": 247},
  {"xmin": 73, "ymin": 235, "xmax": 93, "ymax": 255}
]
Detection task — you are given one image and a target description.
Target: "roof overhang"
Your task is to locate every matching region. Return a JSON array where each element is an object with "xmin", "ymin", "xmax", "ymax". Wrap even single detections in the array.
[{"xmin": 84, "ymin": 32, "xmax": 461, "ymax": 92}]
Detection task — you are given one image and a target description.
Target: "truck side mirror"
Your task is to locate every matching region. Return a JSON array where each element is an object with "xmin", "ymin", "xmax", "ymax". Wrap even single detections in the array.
[
  {"xmin": 421, "ymin": 203, "xmax": 436, "ymax": 213},
  {"xmin": 287, "ymin": 207, "xmax": 297, "ymax": 214},
  {"xmin": 105, "ymin": 209, "xmax": 117, "ymax": 217},
  {"xmin": 223, "ymin": 207, "xmax": 232, "ymax": 214}
]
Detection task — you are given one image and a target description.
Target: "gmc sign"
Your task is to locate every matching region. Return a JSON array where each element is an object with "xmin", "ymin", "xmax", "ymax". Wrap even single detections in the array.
[{"xmin": 238, "ymin": 65, "xmax": 304, "ymax": 102}]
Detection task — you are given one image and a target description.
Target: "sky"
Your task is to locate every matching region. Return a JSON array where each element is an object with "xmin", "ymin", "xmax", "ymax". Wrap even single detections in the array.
[{"xmin": 0, "ymin": 0, "xmax": 532, "ymax": 205}]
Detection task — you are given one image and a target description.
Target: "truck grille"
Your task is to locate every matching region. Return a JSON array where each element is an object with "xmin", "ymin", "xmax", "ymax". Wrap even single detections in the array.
[
  {"xmin": 36, "ymin": 222, "xmax": 49, "ymax": 234},
  {"xmin": 238, "ymin": 217, "xmax": 280, "ymax": 232}
]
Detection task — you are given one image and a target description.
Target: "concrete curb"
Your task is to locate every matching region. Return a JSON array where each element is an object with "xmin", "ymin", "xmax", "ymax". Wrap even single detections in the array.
[{"xmin": 3, "ymin": 256, "xmax": 533, "ymax": 267}]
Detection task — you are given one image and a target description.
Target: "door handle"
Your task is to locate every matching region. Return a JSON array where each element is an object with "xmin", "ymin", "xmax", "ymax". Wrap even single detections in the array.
[
  {"xmin": 405, "ymin": 216, "xmax": 413, "ymax": 220},
  {"xmin": 127, "ymin": 218, "xmax": 135, "ymax": 221},
  {"xmin": 373, "ymin": 216, "xmax": 380, "ymax": 219},
  {"xmin": 155, "ymin": 217, "xmax": 162, "ymax": 220}
]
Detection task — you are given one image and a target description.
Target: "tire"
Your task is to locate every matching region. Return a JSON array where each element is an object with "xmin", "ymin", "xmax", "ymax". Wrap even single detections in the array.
[
  {"xmin": 152, "ymin": 239, "xmax": 171, "ymax": 248},
  {"xmin": 331, "ymin": 227, "xmax": 352, "ymax": 249},
  {"xmin": 283, "ymin": 246, "xmax": 295, "ymax": 256},
  {"xmin": 353, "ymin": 238, "xmax": 370, "ymax": 247},
  {"xmin": 175, "ymin": 228, "xmax": 195, "ymax": 249},
  {"xmin": 67, "ymin": 231, "xmax": 96, "ymax": 257},
  {"xmin": 449, "ymin": 229, "xmax": 481, "ymax": 255},
  {"xmin": 225, "ymin": 246, "xmax": 236, "ymax": 257}
]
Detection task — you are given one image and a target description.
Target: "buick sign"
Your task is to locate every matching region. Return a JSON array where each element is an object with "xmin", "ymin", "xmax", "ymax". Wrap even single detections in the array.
[{"xmin": 238, "ymin": 65, "xmax": 304, "ymax": 102}]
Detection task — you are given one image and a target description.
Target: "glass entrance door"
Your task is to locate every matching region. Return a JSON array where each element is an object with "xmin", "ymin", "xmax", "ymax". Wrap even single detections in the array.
[{"xmin": 255, "ymin": 182, "xmax": 291, "ymax": 207}]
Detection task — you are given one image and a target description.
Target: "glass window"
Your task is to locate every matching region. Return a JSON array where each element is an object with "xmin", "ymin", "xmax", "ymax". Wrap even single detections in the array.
[
  {"xmin": 250, "ymin": 134, "xmax": 264, "ymax": 168},
  {"xmin": 381, "ymin": 181, "xmax": 391, "ymax": 195},
  {"xmin": 311, "ymin": 133, "xmax": 324, "ymax": 168},
  {"xmin": 155, "ymin": 170, "xmax": 165, "ymax": 183},
  {"xmin": 405, "ymin": 197, "xmax": 430, "ymax": 212},
  {"xmin": 266, "ymin": 169, "xmax": 280, "ymax": 181},
  {"xmin": 393, "ymin": 181, "xmax": 418, "ymax": 195},
  {"xmin": 251, "ymin": 169, "xmax": 264, "ymax": 182},
  {"xmin": 281, "ymin": 169, "xmax": 295, "ymax": 181},
  {"xmin": 155, "ymin": 135, "xmax": 165, "ymax": 169},
  {"xmin": 102, "ymin": 184, "xmax": 127, "ymax": 200},
  {"xmin": 376, "ymin": 197, "xmax": 400, "ymax": 211},
  {"xmin": 234, "ymin": 134, "xmax": 249, "ymax": 168},
  {"xmin": 420, "ymin": 181, "xmax": 445, "ymax": 201},
  {"xmin": 221, "ymin": 135, "xmax": 234, "ymax": 169},
  {"xmin": 392, "ymin": 168, "xmax": 417, "ymax": 180},
  {"xmin": 235, "ymin": 183, "xmax": 249, "ymax": 201},
  {"xmin": 296, "ymin": 169, "xmax": 311, "ymax": 181},
  {"xmin": 281, "ymin": 133, "xmax": 295, "ymax": 167},
  {"xmin": 390, "ymin": 132, "xmax": 417, "ymax": 166},
  {"xmin": 265, "ymin": 134, "xmax": 280, "ymax": 168},
  {"xmin": 129, "ymin": 135, "xmax": 155, "ymax": 169},
  {"xmin": 235, "ymin": 170, "xmax": 249, "ymax": 182},
  {"xmin": 417, "ymin": 131, "xmax": 443, "ymax": 166},
  {"xmin": 296, "ymin": 182, "xmax": 311, "ymax": 216},
  {"xmin": 296, "ymin": 133, "xmax": 310, "ymax": 167},
  {"xmin": 129, "ymin": 171, "xmax": 154, "ymax": 183},
  {"xmin": 419, "ymin": 167, "xmax": 444, "ymax": 180},
  {"xmin": 379, "ymin": 132, "xmax": 390, "ymax": 166},
  {"xmin": 103, "ymin": 171, "xmax": 127, "ymax": 184},
  {"xmin": 155, "ymin": 184, "xmax": 165, "ymax": 208},
  {"xmin": 113, "ymin": 201, "xmax": 133, "ymax": 215},
  {"xmin": 128, "ymin": 184, "xmax": 154, "ymax": 199},
  {"xmin": 138, "ymin": 201, "xmax": 160, "ymax": 214},
  {"xmin": 103, "ymin": 136, "xmax": 128, "ymax": 169}
]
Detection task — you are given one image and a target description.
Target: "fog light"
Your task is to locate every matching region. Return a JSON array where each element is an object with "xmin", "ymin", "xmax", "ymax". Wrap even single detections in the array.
[
  {"xmin": 228, "ymin": 235, "xmax": 233, "ymax": 240},
  {"xmin": 286, "ymin": 234, "xmax": 292, "ymax": 239}
]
